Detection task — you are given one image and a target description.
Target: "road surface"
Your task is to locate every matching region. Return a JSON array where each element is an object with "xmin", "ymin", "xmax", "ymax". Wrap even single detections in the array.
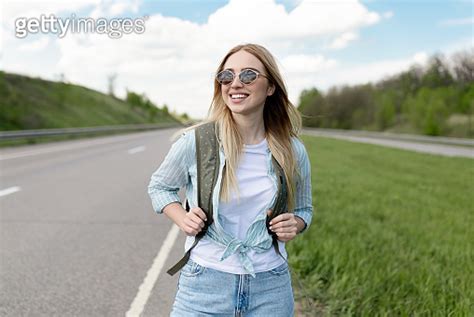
[{"xmin": 0, "ymin": 128, "xmax": 185, "ymax": 317}]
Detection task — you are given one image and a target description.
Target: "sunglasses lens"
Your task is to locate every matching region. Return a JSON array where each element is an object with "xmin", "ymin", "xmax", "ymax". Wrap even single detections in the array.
[
  {"xmin": 217, "ymin": 70, "xmax": 233, "ymax": 85},
  {"xmin": 240, "ymin": 69, "xmax": 258, "ymax": 84}
]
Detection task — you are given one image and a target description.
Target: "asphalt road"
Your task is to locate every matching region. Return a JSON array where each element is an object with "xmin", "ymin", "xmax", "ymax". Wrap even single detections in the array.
[
  {"xmin": 0, "ymin": 128, "xmax": 186, "ymax": 317},
  {"xmin": 1, "ymin": 127, "xmax": 472, "ymax": 317}
]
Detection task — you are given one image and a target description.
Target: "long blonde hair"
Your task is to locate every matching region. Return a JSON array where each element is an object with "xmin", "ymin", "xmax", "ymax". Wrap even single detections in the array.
[{"xmin": 185, "ymin": 43, "xmax": 302, "ymax": 212}]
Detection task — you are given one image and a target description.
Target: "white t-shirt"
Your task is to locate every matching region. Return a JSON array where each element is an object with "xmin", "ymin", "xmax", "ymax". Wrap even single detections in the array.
[{"xmin": 189, "ymin": 138, "xmax": 287, "ymax": 274}]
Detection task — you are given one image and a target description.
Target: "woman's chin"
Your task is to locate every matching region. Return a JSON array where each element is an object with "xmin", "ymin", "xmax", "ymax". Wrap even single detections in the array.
[
  {"xmin": 226, "ymin": 100, "xmax": 244, "ymax": 110},
  {"xmin": 228, "ymin": 106, "xmax": 246, "ymax": 115}
]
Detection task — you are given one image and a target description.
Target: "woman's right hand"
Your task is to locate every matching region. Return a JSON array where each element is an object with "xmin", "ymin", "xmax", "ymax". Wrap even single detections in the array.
[{"xmin": 179, "ymin": 207, "xmax": 207, "ymax": 236}]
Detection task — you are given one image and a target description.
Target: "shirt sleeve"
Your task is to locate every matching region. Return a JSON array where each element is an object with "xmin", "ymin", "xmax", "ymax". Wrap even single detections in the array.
[
  {"xmin": 292, "ymin": 138, "xmax": 313, "ymax": 234},
  {"xmin": 147, "ymin": 130, "xmax": 194, "ymax": 213}
]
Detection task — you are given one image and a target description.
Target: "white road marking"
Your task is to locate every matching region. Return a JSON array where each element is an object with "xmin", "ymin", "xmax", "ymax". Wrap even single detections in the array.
[
  {"xmin": 126, "ymin": 224, "xmax": 180, "ymax": 317},
  {"xmin": 128, "ymin": 146, "xmax": 146, "ymax": 154},
  {"xmin": 0, "ymin": 186, "xmax": 21, "ymax": 197}
]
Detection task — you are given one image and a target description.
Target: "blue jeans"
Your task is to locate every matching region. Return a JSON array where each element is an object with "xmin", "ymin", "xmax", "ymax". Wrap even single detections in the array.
[{"xmin": 170, "ymin": 259, "xmax": 294, "ymax": 316}]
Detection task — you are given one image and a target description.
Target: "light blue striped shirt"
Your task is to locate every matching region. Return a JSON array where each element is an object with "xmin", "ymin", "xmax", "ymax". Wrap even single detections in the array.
[{"xmin": 147, "ymin": 128, "xmax": 313, "ymax": 277}]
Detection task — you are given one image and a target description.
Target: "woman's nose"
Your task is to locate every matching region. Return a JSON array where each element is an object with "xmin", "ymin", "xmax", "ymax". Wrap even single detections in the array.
[{"xmin": 230, "ymin": 74, "xmax": 243, "ymax": 88}]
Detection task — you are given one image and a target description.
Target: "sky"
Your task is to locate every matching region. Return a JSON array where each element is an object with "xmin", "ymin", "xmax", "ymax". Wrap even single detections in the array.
[{"xmin": 0, "ymin": 0, "xmax": 472, "ymax": 119}]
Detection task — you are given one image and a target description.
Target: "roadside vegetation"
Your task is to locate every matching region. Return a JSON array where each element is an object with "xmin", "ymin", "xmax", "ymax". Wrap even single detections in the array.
[{"xmin": 289, "ymin": 135, "xmax": 473, "ymax": 316}]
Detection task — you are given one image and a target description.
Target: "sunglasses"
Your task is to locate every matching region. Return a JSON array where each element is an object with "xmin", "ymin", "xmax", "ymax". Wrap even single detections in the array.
[{"xmin": 216, "ymin": 68, "xmax": 268, "ymax": 85}]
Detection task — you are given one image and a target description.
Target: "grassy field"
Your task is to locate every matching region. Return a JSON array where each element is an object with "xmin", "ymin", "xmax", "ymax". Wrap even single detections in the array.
[{"xmin": 288, "ymin": 135, "xmax": 473, "ymax": 316}]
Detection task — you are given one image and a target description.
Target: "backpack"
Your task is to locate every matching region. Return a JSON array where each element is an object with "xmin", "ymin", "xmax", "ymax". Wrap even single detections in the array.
[{"xmin": 166, "ymin": 121, "xmax": 289, "ymax": 276}]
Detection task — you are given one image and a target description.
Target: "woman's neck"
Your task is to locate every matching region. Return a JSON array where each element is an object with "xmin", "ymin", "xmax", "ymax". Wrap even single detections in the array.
[{"xmin": 232, "ymin": 114, "xmax": 266, "ymax": 145}]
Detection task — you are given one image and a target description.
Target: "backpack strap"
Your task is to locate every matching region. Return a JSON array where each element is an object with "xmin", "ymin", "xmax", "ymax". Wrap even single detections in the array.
[
  {"xmin": 167, "ymin": 122, "xmax": 219, "ymax": 276},
  {"xmin": 267, "ymin": 156, "xmax": 290, "ymax": 263},
  {"xmin": 269, "ymin": 157, "xmax": 288, "ymax": 221}
]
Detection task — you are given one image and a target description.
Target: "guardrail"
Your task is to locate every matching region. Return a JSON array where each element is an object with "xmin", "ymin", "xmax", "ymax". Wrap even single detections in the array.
[
  {"xmin": 0, "ymin": 123, "xmax": 181, "ymax": 141},
  {"xmin": 303, "ymin": 128, "xmax": 474, "ymax": 147}
]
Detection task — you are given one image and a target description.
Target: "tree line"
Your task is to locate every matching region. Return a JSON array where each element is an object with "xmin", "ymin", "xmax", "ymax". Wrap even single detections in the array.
[{"xmin": 297, "ymin": 49, "xmax": 474, "ymax": 137}]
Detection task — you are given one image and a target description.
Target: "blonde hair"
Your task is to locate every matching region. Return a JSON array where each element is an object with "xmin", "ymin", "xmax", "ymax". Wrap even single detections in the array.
[{"xmin": 184, "ymin": 43, "xmax": 302, "ymax": 212}]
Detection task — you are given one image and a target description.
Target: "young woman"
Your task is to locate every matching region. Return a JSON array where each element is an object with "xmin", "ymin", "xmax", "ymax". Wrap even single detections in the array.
[{"xmin": 148, "ymin": 43, "xmax": 313, "ymax": 316}]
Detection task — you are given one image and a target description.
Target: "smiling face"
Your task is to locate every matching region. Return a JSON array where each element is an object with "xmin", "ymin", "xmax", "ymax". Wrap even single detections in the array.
[{"xmin": 220, "ymin": 50, "xmax": 275, "ymax": 117}]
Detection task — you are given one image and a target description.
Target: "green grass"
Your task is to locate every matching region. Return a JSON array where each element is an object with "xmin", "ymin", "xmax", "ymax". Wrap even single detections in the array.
[
  {"xmin": 0, "ymin": 71, "xmax": 179, "ymax": 131},
  {"xmin": 288, "ymin": 135, "xmax": 473, "ymax": 316}
]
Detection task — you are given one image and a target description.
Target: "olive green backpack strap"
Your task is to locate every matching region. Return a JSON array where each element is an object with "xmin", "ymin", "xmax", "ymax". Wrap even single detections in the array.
[
  {"xmin": 166, "ymin": 122, "xmax": 220, "ymax": 276},
  {"xmin": 267, "ymin": 156, "xmax": 289, "ymax": 263}
]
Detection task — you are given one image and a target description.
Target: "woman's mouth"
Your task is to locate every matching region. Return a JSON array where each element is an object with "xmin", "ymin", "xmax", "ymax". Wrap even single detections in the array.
[{"xmin": 230, "ymin": 93, "xmax": 249, "ymax": 104}]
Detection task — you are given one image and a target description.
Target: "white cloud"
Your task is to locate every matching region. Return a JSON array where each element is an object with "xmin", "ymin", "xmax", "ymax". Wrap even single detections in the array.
[
  {"xmin": 281, "ymin": 54, "xmax": 338, "ymax": 73},
  {"xmin": 310, "ymin": 52, "xmax": 431, "ymax": 93},
  {"xmin": 1, "ymin": 0, "xmax": 100, "ymax": 26},
  {"xmin": 282, "ymin": 52, "xmax": 433, "ymax": 105},
  {"xmin": 18, "ymin": 37, "xmax": 50, "ymax": 51},
  {"xmin": 0, "ymin": 3, "xmax": 4, "ymax": 64},
  {"xmin": 325, "ymin": 32, "xmax": 359, "ymax": 50},
  {"xmin": 1, "ymin": 0, "xmax": 100, "ymax": 63},
  {"xmin": 1, "ymin": 0, "xmax": 399, "ymax": 118},
  {"xmin": 90, "ymin": 0, "xmax": 140, "ymax": 18},
  {"xmin": 412, "ymin": 52, "xmax": 429, "ymax": 65}
]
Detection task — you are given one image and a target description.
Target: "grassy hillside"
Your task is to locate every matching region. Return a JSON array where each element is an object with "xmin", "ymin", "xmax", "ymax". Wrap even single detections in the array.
[
  {"xmin": 0, "ymin": 71, "xmax": 180, "ymax": 131},
  {"xmin": 289, "ymin": 135, "xmax": 473, "ymax": 316}
]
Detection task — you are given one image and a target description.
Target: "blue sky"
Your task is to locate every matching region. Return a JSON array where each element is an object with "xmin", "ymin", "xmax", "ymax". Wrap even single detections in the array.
[{"xmin": 1, "ymin": 0, "xmax": 472, "ymax": 118}]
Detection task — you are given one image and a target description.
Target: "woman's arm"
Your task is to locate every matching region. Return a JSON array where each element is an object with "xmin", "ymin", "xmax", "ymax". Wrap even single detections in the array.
[
  {"xmin": 147, "ymin": 130, "xmax": 194, "ymax": 214},
  {"xmin": 268, "ymin": 139, "xmax": 313, "ymax": 241},
  {"xmin": 147, "ymin": 130, "xmax": 209, "ymax": 236},
  {"xmin": 291, "ymin": 138, "xmax": 313, "ymax": 234}
]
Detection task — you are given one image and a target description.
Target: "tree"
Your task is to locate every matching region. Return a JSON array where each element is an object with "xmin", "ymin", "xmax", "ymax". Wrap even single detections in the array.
[
  {"xmin": 452, "ymin": 49, "xmax": 474, "ymax": 85},
  {"xmin": 375, "ymin": 91, "xmax": 396, "ymax": 130},
  {"xmin": 297, "ymin": 88, "xmax": 325, "ymax": 127},
  {"xmin": 403, "ymin": 87, "xmax": 449, "ymax": 136},
  {"xmin": 126, "ymin": 90, "xmax": 144, "ymax": 108},
  {"xmin": 460, "ymin": 84, "xmax": 474, "ymax": 137},
  {"xmin": 422, "ymin": 54, "xmax": 454, "ymax": 88},
  {"xmin": 108, "ymin": 73, "xmax": 117, "ymax": 97}
]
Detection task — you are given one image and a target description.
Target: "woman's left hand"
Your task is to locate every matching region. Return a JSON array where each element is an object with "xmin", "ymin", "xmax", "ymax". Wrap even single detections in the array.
[{"xmin": 267, "ymin": 210, "xmax": 304, "ymax": 242}]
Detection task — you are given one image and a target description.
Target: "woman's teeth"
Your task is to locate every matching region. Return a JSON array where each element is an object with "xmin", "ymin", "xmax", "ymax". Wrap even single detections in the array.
[{"xmin": 231, "ymin": 94, "xmax": 249, "ymax": 100}]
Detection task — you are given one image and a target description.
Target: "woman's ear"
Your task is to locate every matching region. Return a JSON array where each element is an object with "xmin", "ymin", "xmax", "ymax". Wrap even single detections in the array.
[{"xmin": 267, "ymin": 84, "xmax": 275, "ymax": 96}]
